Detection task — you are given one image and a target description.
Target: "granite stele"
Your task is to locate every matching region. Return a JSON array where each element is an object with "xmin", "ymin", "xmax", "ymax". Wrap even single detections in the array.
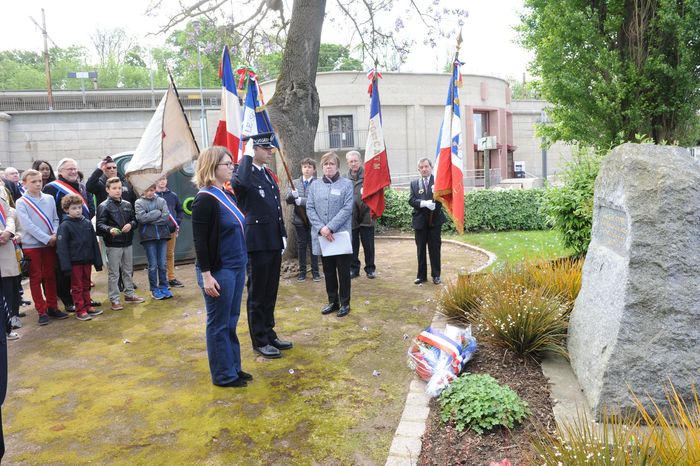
[{"xmin": 568, "ymin": 143, "xmax": 700, "ymax": 418}]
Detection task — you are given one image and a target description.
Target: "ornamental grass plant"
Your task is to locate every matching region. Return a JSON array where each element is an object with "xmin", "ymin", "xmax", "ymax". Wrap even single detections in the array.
[{"xmin": 532, "ymin": 383, "xmax": 700, "ymax": 465}]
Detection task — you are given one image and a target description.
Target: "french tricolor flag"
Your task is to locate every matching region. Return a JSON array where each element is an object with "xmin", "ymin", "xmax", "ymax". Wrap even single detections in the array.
[
  {"xmin": 433, "ymin": 60, "xmax": 464, "ymax": 233},
  {"xmin": 213, "ymin": 46, "xmax": 242, "ymax": 163},
  {"xmin": 362, "ymin": 69, "xmax": 391, "ymax": 219}
]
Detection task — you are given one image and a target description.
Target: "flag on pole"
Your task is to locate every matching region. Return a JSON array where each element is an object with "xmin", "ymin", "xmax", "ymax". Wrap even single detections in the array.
[
  {"xmin": 240, "ymin": 74, "xmax": 278, "ymax": 156},
  {"xmin": 125, "ymin": 75, "xmax": 199, "ymax": 194},
  {"xmin": 212, "ymin": 46, "xmax": 242, "ymax": 163},
  {"xmin": 362, "ymin": 69, "xmax": 391, "ymax": 219},
  {"xmin": 433, "ymin": 60, "xmax": 464, "ymax": 234}
]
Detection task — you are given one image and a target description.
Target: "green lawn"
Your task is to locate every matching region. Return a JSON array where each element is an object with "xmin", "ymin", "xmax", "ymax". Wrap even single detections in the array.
[{"xmin": 450, "ymin": 229, "xmax": 573, "ymax": 269}]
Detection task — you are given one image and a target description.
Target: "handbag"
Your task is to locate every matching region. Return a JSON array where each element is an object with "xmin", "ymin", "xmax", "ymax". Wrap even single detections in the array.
[{"xmin": 14, "ymin": 241, "xmax": 30, "ymax": 276}]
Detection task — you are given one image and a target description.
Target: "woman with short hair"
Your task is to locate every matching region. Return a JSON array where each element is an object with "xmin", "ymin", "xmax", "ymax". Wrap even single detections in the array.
[
  {"xmin": 192, "ymin": 146, "xmax": 251, "ymax": 387},
  {"xmin": 306, "ymin": 151, "xmax": 354, "ymax": 317}
]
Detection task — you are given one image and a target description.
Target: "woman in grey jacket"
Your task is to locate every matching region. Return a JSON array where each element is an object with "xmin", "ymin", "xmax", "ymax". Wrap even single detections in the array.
[{"xmin": 306, "ymin": 152, "xmax": 354, "ymax": 317}]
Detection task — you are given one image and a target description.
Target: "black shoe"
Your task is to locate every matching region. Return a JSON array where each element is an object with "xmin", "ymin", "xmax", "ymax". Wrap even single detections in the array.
[
  {"xmin": 349, "ymin": 272, "xmax": 360, "ymax": 279},
  {"xmin": 297, "ymin": 273, "xmax": 306, "ymax": 282},
  {"xmin": 64, "ymin": 304, "xmax": 76, "ymax": 313},
  {"xmin": 254, "ymin": 345, "xmax": 282, "ymax": 359},
  {"xmin": 238, "ymin": 370, "xmax": 254, "ymax": 381},
  {"xmin": 337, "ymin": 305, "xmax": 350, "ymax": 317},
  {"xmin": 21, "ymin": 300, "xmax": 32, "ymax": 306},
  {"xmin": 414, "ymin": 278, "xmax": 427, "ymax": 285},
  {"xmin": 433, "ymin": 277, "xmax": 442, "ymax": 285},
  {"xmin": 48, "ymin": 308, "xmax": 69, "ymax": 319},
  {"xmin": 168, "ymin": 279, "xmax": 185, "ymax": 288},
  {"xmin": 216, "ymin": 378, "xmax": 248, "ymax": 388},
  {"xmin": 271, "ymin": 338, "xmax": 293, "ymax": 350},
  {"xmin": 18, "ymin": 311, "xmax": 27, "ymax": 318},
  {"xmin": 312, "ymin": 273, "xmax": 321, "ymax": 282},
  {"xmin": 321, "ymin": 303, "xmax": 339, "ymax": 315},
  {"xmin": 367, "ymin": 271, "xmax": 377, "ymax": 279},
  {"xmin": 90, "ymin": 300, "xmax": 101, "ymax": 307}
]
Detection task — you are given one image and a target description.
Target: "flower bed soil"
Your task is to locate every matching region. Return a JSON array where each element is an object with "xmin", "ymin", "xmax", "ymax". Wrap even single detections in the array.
[{"xmin": 419, "ymin": 331, "xmax": 557, "ymax": 465}]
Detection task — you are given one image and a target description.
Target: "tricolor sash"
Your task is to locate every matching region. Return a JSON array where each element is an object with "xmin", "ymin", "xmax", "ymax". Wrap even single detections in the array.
[
  {"xmin": 48, "ymin": 180, "xmax": 90, "ymax": 217},
  {"xmin": 417, "ymin": 328, "xmax": 465, "ymax": 374},
  {"xmin": 198, "ymin": 186, "xmax": 245, "ymax": 233},
  {"xmin": 0, "ymin": 201, "xmax": 6, "ymax": 228},
  {"xmin": 168, "ymin": 213, "xmax": 179, "ymax": 232},
  {"xmin": 20, "ymin": 195, "xmax": 55, "ymax": 234}
]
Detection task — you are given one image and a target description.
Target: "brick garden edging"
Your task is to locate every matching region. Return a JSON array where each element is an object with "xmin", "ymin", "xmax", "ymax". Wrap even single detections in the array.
[{"xmin": 380, "ymin": 237, "xmax": 495, "ymax": 465}]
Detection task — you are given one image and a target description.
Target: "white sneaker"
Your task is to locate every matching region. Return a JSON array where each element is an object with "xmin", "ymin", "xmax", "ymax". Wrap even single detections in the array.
[
  {"xmin": 10, "ymin": 316, "xmax": 22, "ymax": 329},
  {"xmin": 6, "ymin": 332, "xmax": 20, "ymax": 341}
]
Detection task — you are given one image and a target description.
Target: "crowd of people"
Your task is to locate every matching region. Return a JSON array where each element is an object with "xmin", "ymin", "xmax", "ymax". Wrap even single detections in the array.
[{"xmin": 0, "ymin": 134, "xmax": 446, "ymax": 392}]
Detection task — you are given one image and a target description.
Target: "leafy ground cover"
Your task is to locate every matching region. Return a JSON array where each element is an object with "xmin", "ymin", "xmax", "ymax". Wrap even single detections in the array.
[{"xmin": 4, "ymin": 238, "xmax": 486, "ymax": 465}]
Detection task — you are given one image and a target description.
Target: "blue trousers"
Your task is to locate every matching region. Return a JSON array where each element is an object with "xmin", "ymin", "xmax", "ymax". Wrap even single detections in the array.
[
  {"xmin": 197, "ymin": 266, "xmax": 245, "ymax": 385},
  {"xmin": 143, "ymin": 240, "xmax": 168, "ymax": 291}
]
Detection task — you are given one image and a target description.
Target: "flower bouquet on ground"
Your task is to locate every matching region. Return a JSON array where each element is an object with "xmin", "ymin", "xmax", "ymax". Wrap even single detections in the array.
[{"xmin": 407, "ymin": 324, "xmax": 477, "ymax": 397}]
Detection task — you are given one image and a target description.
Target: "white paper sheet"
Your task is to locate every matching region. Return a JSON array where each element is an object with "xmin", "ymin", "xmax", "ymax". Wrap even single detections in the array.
[{"xmin": 318, "ymin": 230, "xmax": 352, "ymax": 257}]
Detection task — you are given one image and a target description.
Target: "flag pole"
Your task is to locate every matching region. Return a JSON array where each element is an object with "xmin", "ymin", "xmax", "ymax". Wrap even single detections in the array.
[{"xmin": 167, "ymin": 68, "xmax": 201, "ymax": 154}]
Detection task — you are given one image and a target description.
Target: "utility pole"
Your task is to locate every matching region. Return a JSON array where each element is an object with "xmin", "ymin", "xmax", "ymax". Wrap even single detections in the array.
[{"xmin": 30, "ymin": 9, "xmax": 54, "ymax": 110}]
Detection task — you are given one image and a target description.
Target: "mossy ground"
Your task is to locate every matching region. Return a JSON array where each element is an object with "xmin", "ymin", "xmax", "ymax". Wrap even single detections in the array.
[{"xmin": 5, "ymin": 238, "xmax": 485, "ymax": 465}]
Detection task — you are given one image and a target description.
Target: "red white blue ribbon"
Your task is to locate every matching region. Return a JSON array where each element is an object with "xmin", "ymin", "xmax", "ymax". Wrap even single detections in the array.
[
  {"xmin": 0, "ymin": 201, "xmax": 6, "ymax": 228},
  {"xmin": 19, "ymin": 195, "xmax": 54, "ymax": 234},
  {"xmin": 48, "ymin": 180, "xmax": 90, "ymax": 217},
  {"xmin": 198, "ymin": 186, "xmax": 245, "ymax": 233}
]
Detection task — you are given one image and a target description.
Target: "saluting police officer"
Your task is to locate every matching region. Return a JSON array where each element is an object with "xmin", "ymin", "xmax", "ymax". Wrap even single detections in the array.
[{"xmin": 232, "ymin": 132, "xmax": 293, "ymax": 359}]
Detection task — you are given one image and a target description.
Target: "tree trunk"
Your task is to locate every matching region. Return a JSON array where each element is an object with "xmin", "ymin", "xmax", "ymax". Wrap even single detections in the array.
[{"xmin": 266, "ymin": 0, "xmax": 326, "ymax": 263}]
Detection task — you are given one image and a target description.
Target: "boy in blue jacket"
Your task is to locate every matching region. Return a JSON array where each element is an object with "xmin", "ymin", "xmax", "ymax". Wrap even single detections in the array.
[
  {"xmin": 155, "ymin": 176, "xmax": 184, "ymax": 288},
  {"xmin": 56, "ymin": 194, "xmax": 103, "ymax": 321}
]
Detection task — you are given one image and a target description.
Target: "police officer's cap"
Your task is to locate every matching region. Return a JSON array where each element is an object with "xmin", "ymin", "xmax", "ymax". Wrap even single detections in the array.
[{"xmin": 243, "ymin": 132, "xmax": 276, "ymax": 148}]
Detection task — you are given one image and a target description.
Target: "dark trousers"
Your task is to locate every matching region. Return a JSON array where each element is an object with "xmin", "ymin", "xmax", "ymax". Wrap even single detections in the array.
[
  {"xmin": 0, "ymin": 285, "xmax": 9, "ymax": 461},
  {"xmin": 247, "ymin": 250, "xmax": 281, "ymax": 347},
  {"xmin": 0, "ymin": 276, "xmax": 20, "ymax": 319},
  {"xmin": 55, "ymin": 264, "xmax": 73, "ymax": 307},
  {"xmin": 351, "ymin": 226, "xmax": 375, "ymax": 275},
  {"xmin": 70, "ymin": 264, "xmax": 92, "ymax": 315},
  {"xmin": 294, "ymin": 224, "xmax": 319, "ymax": 274},
  {"xmin": 322, "ymin": 254, "xmax": 352, "ymax": 307},
  {"xmin": 415, "ymin": 226, "xmax": 442, "ymax": 280}
]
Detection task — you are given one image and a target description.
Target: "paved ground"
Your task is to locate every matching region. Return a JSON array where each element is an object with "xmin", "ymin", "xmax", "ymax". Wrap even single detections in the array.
[{"xmin": 4, "ymin": 237, "xmax": 486, "ymax": 465}]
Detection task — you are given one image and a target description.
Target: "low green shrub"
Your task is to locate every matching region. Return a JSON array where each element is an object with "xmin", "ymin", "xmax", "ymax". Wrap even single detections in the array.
[
  {"xmin": 479, "ymin": 286, "xmax": 569, "ymax": 358},
  {"xmin": 378, "ymin": 188, "xmax": 550, "ymax": 232},
  {"xmin": 437, "ymin": 273, "xmax": 487, "ymax": 322},
  {"xmin": 439, "ymin": 373, "xmax": 529, "ymax": 434}
]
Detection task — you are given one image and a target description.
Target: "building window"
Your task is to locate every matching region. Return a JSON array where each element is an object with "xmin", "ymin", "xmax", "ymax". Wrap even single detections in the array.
[
  {"xmin": 328, "ymin": 115, "xmax": 354, "ymax": 148},
  {"xmin": 472, "ymin": 112, "xmax": 488, "ymax": 140}
]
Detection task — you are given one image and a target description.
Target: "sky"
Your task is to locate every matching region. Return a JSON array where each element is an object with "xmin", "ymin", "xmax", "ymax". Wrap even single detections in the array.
[{"xmin": 0, "ymin": 0, "xmax": 533, "ymax": 81}]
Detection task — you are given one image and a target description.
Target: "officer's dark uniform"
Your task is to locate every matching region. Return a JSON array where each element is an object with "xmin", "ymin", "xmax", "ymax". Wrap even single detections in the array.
[
  {"xmin": 408, "ymin": 174, "xmax": 446, "ymax": 283},
  {"xmin": 232, "ymin": 135, "xmax": 288, "ymax": 356}
]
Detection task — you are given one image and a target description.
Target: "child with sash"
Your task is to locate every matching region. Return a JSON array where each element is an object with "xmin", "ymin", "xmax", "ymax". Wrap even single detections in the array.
[
  {"xmin": 15, "ymin": 169, "xmax": 65, "ymax": 325},
  {"xmin": 56, "ymin": 195, "xmax": 103, "ymax": 321}
]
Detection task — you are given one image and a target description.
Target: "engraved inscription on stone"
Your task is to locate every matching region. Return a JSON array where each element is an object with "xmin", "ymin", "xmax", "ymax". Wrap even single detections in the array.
[{"xmin": 598, "ymin": 206, "xmax": 627, "ymax": 256}]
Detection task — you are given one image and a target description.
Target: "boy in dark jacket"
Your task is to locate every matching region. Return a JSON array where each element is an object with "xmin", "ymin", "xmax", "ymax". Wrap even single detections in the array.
[
  {"xmin": 135, "ymin": 184, "xmax": 172, "ymax": 300},
  {"xmin": 285, "ymin": 158, "xmax": 320, "ymax": 281},
  {"xmin": 155, "ymin": 176, "xmax": 184, "ymax": 288},
  {"xmin": 56, "ymin": 194, "xmax": 104, "ymax": 321},
  {"xmin": 96, "ymin": 177, "xmax": 145, "ymax": 311}
]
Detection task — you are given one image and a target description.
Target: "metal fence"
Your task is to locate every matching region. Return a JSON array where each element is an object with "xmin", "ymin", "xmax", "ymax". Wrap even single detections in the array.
[
  {"xmin": 313, "ymin": 130, "xmax": 368, "ymax": 152},
  {"xmin": 388, "ymin": 169, "xmax": 502, "ymax": 190},
  {"xmin": 0, "ymin": 89, "xmax": 221, "ymax": 112}
]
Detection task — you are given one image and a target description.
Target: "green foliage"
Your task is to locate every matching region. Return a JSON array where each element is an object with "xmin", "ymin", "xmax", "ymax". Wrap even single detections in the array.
[
  {"xmin": 439, "ymin": 374, "xmax": 529, "ymax": 434},
  {"xmin": 317, "ymin": 44, "xmax": 363, "ymax": 72},
  {"xmin": 519, "ymin": 0, "xmax": 700, "ymax": 147},
  {"xmin": 438, "ymin": 259, "xmax": 582, "ymax": 358},
  {"xmin": 379, "ymin": 188, "xmax": 550, "ymax": 233},
  {"xmin": 544, "ymin": 146, "xmax": 604, "ymax": 257},
  {"xmin": 533, "ymin": 383, "xmax": 700, "ymax": 465}
]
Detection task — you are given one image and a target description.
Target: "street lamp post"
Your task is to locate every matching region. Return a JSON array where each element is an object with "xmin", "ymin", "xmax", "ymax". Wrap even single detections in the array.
[
  {"xmin": 192, "ymin": 21, "xmax": 209, "ymax": 147},
  {"xmin": 538, "ymin": 110, "xmax": 550, "ymax": 181}
]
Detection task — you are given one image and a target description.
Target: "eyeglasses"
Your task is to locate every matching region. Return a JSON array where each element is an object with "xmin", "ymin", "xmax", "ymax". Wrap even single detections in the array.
[{"xmin": 217, "ymin": 162, "xmax": 234, "ymax": 168}]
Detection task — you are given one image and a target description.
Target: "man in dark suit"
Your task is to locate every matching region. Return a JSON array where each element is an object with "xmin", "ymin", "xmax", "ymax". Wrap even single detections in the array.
[
  {"xmin": 408, "ymin": 158, "xmax": 446, "ymax": 285},
  {"xmin": 0, "ymin": 285, "xmax": 12, "ymax": 460},
  {"xmin": 232, "ymin": 132, "xmax": 293, "ymax": 359}
]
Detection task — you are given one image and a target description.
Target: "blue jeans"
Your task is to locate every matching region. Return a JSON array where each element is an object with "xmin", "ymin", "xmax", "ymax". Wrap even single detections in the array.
[
  {"xmin": 143, "ymin": 240, "xmax": 168, "ymax": 291},
  {"xmin": 196, "ymin": 266, "xmax": 246, "ymax": 385}
]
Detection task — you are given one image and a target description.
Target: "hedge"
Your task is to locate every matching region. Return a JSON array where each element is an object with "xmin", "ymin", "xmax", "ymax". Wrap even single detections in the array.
[{"xmin": 378, "ymin": 188, "xmax": 550, "ymax": 232}]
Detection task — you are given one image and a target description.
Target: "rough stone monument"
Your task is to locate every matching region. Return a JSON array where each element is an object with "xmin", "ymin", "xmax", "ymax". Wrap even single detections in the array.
[{"xmin": 569, "ymin": 143, "xmax": 700, "ymax": 417}]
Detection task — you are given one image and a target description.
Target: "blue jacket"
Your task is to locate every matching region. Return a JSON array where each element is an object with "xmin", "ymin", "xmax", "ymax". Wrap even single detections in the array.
[
  {"xmin": 56, "ymin": 215, "xmax": 103, "ymax": 273},
  {"xmin": 156, "ymin": 188, "xmax": 184, "ymax": 226}
]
